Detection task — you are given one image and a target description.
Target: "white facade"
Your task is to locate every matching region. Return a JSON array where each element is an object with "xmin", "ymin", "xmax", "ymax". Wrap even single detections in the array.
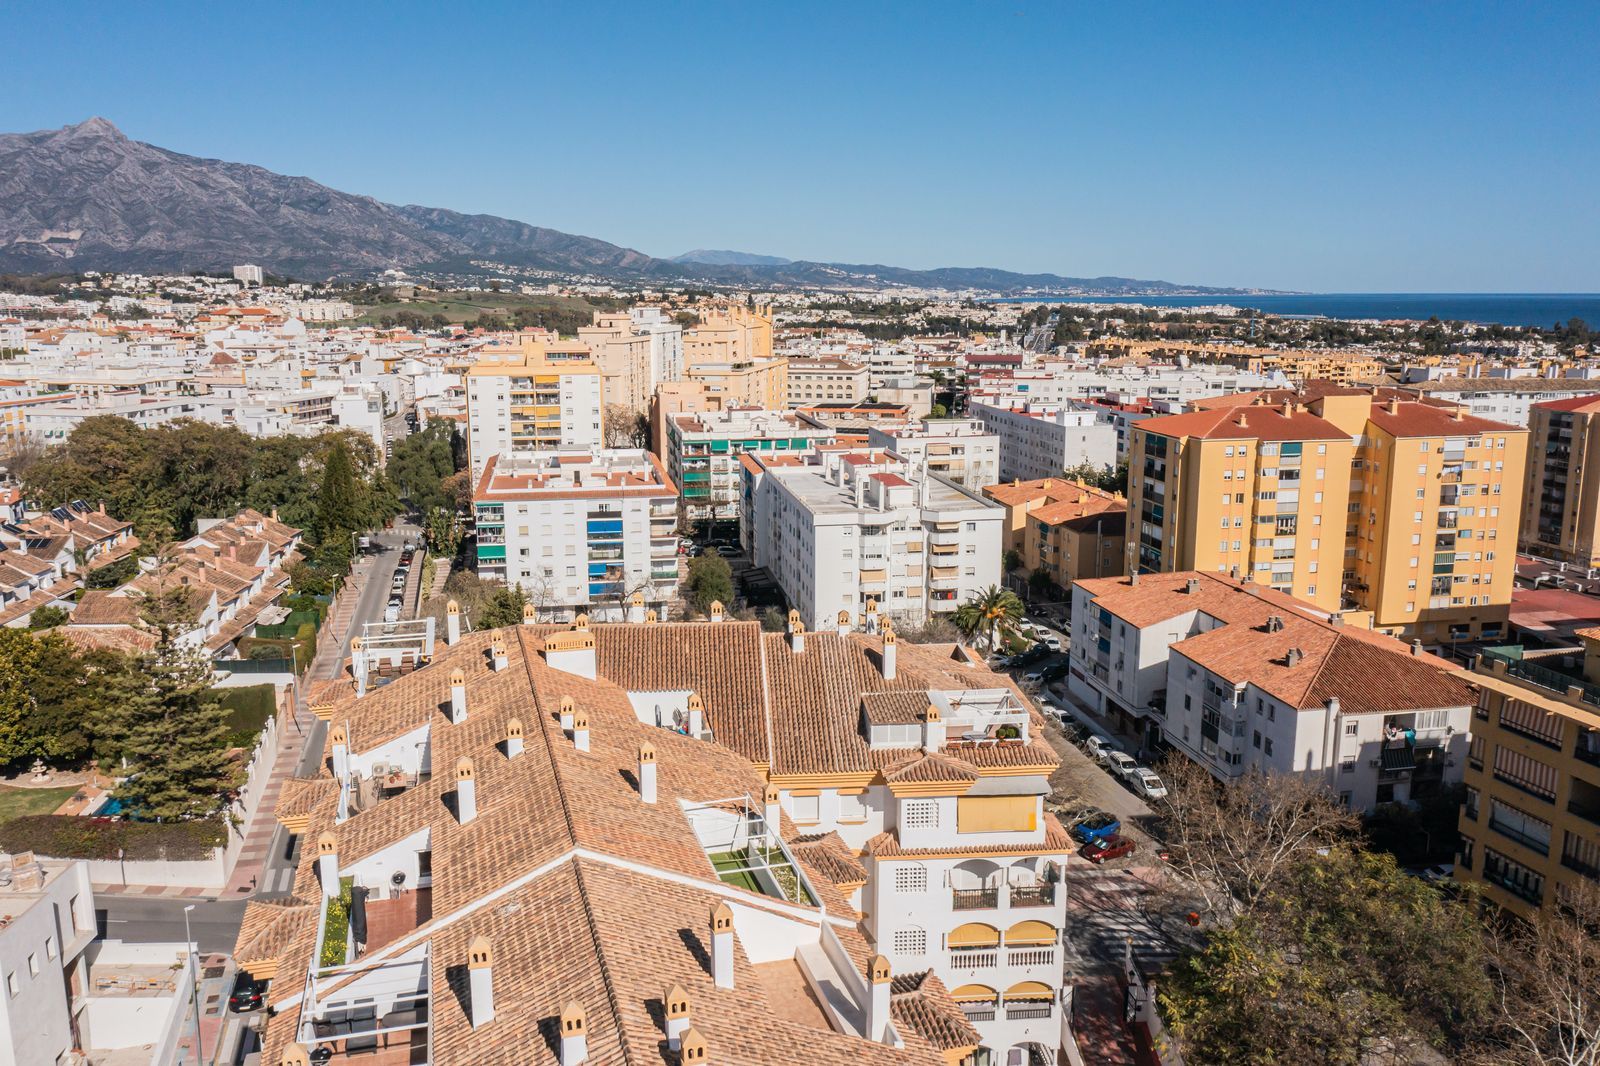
[
  {"xmin": 971, "ymin": 401, "xmax": 1118, "ymax": 482},
  {"xmin": 666, "ymin": 408, "xmax": 835, "ymax": 522},
  {"xmin": 629, "ymin": 306, "xmax": 685, "ymax": 388},
  {"xmin": 473, "ymin": 450, "xmax": 680, "ymax": 620},
  {"xmin": 465, "ymin": 360, "xmax": 604, "ymax": 475},
  {"xmin": 0, "ymin": 860, "xmax": 97, "ymax": 1066},
  {"xmin": 968, "ymin": 364, "xmax": 1286, "ymax": 409},
  {"xmin": 232, "ymin": 264, "xmax": 264, "ymax": 286},
  {"xmin": 748, "ymin": 451, "xmax": 1004, "ymax": 629},
  {"xmin": 866, "ymin": 418, "xmax": 1001, "ymax": 489}
]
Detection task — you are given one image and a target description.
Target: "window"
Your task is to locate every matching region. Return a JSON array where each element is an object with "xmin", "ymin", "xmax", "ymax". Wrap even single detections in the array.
[
  {"xmin": 903, "ymin": 801, "xmax": 938, "ymax": 830},
  {"xmin": 1340, "ymin": 758, "xmax": 1356, "ymax": 774},
  {"xmin": 894, "ymin": 864, "xmax": 928, "ymax": 893},
  {"xmin": 5, "ymin": 973, "xmax": 15, "ymax": 998},
  {"xmin": 837, "ymin": 792, "xmax": 868, "ymax": 822},
  {"xmin": 957, "ymin": 796, "xmax": 1036, "ymax": 833},
  {"xmin": 1345, "ymin": 721, "xmax": 1359, "ymax": 736},
  {"xmin": 790, "ymin": 793, "xmax": 820, "ymax": 823},
  {"xmin": 1264, "ymin": 737, "xmax": 1274, "ymax": 756},
  {"xmin": 44, "ymin": 936, "xmax": 56, "ymax": 961},
  {"xmin": 1492, "ymin": 747, "xmax": 1558, "ymax": 802}
]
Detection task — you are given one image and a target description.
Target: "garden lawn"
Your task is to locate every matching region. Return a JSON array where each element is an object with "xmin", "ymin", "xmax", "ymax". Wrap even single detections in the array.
[{"xmin": 0, "ymin": 786, "xmax": 76, "ymax": 821}]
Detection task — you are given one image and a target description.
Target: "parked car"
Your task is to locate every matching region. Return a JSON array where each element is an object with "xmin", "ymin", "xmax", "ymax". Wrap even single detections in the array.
[
  {"xmin": 1080, "ymin": 834, "xmax": 1136, "ymax": 864},
  {"xmin": 229, "ymin": 976, "xmax": 265, "ymax": 1012},
  {"xmin": 1419, "ymin": 863, "xmax": 1454, "ymax": 883},
  {"xmin": 1128, "ymin": 768, "xmax": 1168, "ymax": 800},
  {"xmin": 1084, "ymin": 735, "xmax": 1116, "ymax": 762},
  {"xmin": 1038, "ymin": 634, "xmax": 1063, "ymax": 652},
  {"xmin": 1105, "ymin": 751, "xmax": 1139, "ymax": 780},
  {"xmin": 1069, "ymin": 810, "xmax": 1121, "ymax": 844},
  {"xmin": 1022, "ymin": 670, "xmax": 1046, "ymax": 686},
  {"xmin": 384, "ymin": 604, "xmax": 401, "ymax": 624},
  {"xmin": 1040, "ymin": 661, "xmax": 1071, "ymax": 683}
]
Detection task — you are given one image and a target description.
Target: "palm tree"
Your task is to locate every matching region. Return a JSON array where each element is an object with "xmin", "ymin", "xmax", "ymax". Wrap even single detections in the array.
[{"xmin": 953, "ymin": 585, "xmax": 1025, "ymax": 651}]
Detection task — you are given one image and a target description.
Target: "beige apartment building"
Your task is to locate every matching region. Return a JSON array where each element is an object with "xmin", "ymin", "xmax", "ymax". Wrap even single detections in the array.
[
  {"xmin": 787, "ymin": 357, "xmax": 869, "ymax": 407},
  {"xmin": 1455, "ymin": 632, "xmax": 1600, "ymax": 920},
  {"xmin": 578, "ymin": 312, "xmax": 654, "ymax": 414},
  {"xmin": 984, "ymin": 478, "xmax": 1127, "ymax": 588},
  {"xmin": 683, "ymin": 303, "xmax": 773, "ymax": 364},
  {"xmin": 1129, "ymin": 387, "xmax": 1527, "ymax": 645},
  {"xmin": 1519, "ymin": 394, "xmax": 1600, "ymax": 568}
]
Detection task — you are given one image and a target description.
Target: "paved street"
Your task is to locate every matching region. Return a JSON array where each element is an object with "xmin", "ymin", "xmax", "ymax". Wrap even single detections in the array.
[{"xmin": 98, "ymin": 896, "xmax": 248, "ymax": 955}]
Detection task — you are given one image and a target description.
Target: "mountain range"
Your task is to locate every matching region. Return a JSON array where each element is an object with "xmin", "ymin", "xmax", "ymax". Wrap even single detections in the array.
[{"xmin": 0, "ymin": 119, "xmax": 1278, "ymax": 296}]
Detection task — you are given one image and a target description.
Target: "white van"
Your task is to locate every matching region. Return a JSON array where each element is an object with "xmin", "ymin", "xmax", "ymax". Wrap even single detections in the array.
[{"xmin": 1084, "ymin": 735, "xmax": 1115, "ymax": 762}]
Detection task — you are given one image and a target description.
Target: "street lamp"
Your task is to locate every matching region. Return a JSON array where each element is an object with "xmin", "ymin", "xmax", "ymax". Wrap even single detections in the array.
[{"xmin": 183, "ymin": 904, "xmax": 206, "ymax": 1065}]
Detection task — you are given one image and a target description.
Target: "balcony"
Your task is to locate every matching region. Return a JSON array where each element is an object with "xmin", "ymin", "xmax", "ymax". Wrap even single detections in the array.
[
  {"xmin": 948, "ymin": 948, "xmax": 998, "ymax": 970},
  {"xmin": 1008, "ymin": 882, "xmax": 1055, "ymax": 908},
  {"xmin": 1007, "ymin": 945, "xmax": 1057, "ymax": 968},
  {"xmin": 1006, "ymin": 1001, "xmax": 1054, "ymax": 1021},
  {"xmin": 960, "ymin": 1002, "xmax": 997, "ymax": 1023},
  {"xmin": 1480, "ymin": 647, "xmax": 1600, "ymax": 710},
  {"xmin": 1569, "ymin": 799, "xmax": 1600, "ymax": 830},
  {"xmin": 952, "ymin": 887, "xmax": 999, "ymax": 910}
]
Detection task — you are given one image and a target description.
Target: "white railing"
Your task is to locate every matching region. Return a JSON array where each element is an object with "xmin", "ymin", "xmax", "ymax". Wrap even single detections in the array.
[
  {"xmin": 1008, "ymin": 946, "xmax": 1057, "ymax": 967},
  {"xmin": 949, "ymin": 948, "xmax": 998, "ymax": 969}
]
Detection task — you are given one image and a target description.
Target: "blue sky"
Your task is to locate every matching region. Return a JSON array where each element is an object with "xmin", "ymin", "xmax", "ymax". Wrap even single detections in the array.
[{"xmin": 6, "ymin": 1, "xmax": 1597, "ymax": 291}]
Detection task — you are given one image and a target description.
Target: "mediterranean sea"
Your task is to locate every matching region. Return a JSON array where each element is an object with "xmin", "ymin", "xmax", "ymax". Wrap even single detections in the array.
[{"xmin": 989, "ymin": 293, "xmax": 1600, "ymax": 328}]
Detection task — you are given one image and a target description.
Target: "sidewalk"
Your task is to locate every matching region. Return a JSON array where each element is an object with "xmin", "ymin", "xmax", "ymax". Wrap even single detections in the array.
[{"xmin": 210, "ymin": 557, "xmax": 375, "ymax": 898}]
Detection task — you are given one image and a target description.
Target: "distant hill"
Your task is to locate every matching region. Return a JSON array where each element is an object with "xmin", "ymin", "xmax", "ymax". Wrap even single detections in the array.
[
  {"xmin": 0, "ymin": 118, "xmax": 1283, "ymax": 295},
  {"xmin": 671, "ymin": 249, "xmax": 793, "ymax": 267}
]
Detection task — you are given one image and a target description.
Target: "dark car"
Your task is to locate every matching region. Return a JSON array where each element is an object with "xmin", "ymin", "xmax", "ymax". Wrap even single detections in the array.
[
  {"xmin": 1080, "ymin": 833, "xmax": 1136, "ymax": 864},
  {"xmin": 1069, "ymin": 810, "xmax": 1122, "ymax": 844},
  {"xmin": 229, "ymin": 975, "xmax": 265, "ymax": 1012}
]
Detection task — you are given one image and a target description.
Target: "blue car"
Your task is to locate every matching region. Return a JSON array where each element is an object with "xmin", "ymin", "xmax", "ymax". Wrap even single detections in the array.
[{"xmin": 1070, "ymin": 810, "xmax": 1121, "ymax": 844}]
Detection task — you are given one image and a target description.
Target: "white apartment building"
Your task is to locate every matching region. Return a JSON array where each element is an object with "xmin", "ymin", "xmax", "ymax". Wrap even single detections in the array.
[
  {"xmin": 971, "ymin": 401, "xmax": 1118, "ymax": 482},
  {"xmin": 1067, "ymin": 571, "xmax": 1475, "ymax": 812},
  {"xmin": 787, "ymin": 358, "xmax": 869, "ymax": 407},
  {"xmin": 464, "ymin": 341, "xmax": 604, "ymax": 474},
  {"xmin": 969, "ymin": 364, "xmax": 1286, "ymax": 409},
  {"xmin": 867, "ymin": 417, "xmax": 1001, "ymax": 489},
  {"xmin": 473, "ymin": 450, "xmax": 680, "ymax": 621},
  {"xmin": 0, "ymin": 858, "xmax": 97, "ymax": 1065},
  {"xmin": 665, "ymin": 407, "xmax": 836, "ymax": 523},
  {"xmin": 330, "ymin": 382, "xmax": 387, "ymax": 458},
  {"xmin": 747, "ymin": 450, "xmax": 1004, "ymax": 629},
  {"xmin": 232, "ymin": 263, "xmax": 264, "ymax": 285},
  {"xmin": 1407, "ymin": 377, "xmax": 1600, "ymax": 426}
]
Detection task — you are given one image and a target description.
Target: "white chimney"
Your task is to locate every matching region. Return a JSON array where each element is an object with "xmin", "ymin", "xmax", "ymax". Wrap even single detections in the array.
[
  {"xmin": 837, "ymin": 609, "xmax": 852, "ymax": 636},
  {"xmin": 881, "ymin": 627, "xmax": 897, "ymax": 681},
  {"xmin": 687, "ymin": 693, "xmax": 704, "ymax": 737},
  {"xmin": 922, "ymin": 703, "xmax": 945, "ymax": 752},
  {"xmin": 330, "ymin": 723, "xmax": 350, "ymax": 782},
  {"xmin": 316, "ymin": 832, "xmax": 338, "ymax": 898},
  {"xmin": 638, "ymin": 742, "xmax": 657, "ymax": 804},
  {"xmin": 522, "ymin": 602, "xmax": 538, "ymax": 626},
  {"xmin": 468, "ymin": 936, "xmax": 495, "ymax": 1027},
  {"xmin": 710, "ymin": 902, "xmax": 735, "ymax": 989},
  {"xmin": 449, "ymin": 668, "xmax": 467, "ymax": 724},
  {"xmin": 763, "ymin": 784, "xmax": 781, "ymax": 835},
  {"xmin": 559, "ymin": 1002, "xmax": 588, "ymax": 1065},
  {"xmin": 505, "ymin": 718, "xmax": 524, "ymax": 758},
  {"xmin": 709, "ymin": 600, "xmax": 725, "ymax": 623},
  {"xmin": 491, "ymin": 636, "xmax": 508, "ymax": 672},
  {"xmin": 628, "ymin": 591, "xmax": 646, "ymax": 624},
  {"xmin": 573, "ymin": 710, "xmax": 590, "ymax": 753},
  {"xmin": 455, "ymin": 757, "xmax": 477, "ymax": 824},
  {"xmin": 787, "ymin": 612, "xmax": 806, "ymax": 654},
  {"xmin": 446, "ymin": 599, "xmax": 461, "ymax": 645},
  {"xmin": 866, "ymin": 955, "xmax": 892, "ymax": 1043},
  {"xmin": 663, "ymin": 984, "xmax": 691, "ymax": 1051},
  {"xmin": 559, "ymin": 696, "xmax": 575, "ymax": 731},
  {"xmin": 865, "ymin": 599, "xmax": 879, "ymax": 633},
  {"xmin": 278, "ymin": 1043, "xmax": 311, "ymax": 1066}
]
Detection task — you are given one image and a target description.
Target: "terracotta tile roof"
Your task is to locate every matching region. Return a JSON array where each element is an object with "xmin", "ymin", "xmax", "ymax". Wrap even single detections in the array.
[
  {"xmin": 71, "ymin": 590, "xmax": 141, "ymax": 626},
  {"xmin": 890, "ymin": 970, "xmax": 982, "ymax": 1053},
  {"xmin": 791, "ymin": 831, "xmax": 868, "ymax": 886},
  {"xmin": 250, "ymin": 622, "xmax": 969, "ymax": 1065},
  {"xmin": 1532, "ymin": 393, "xmax": 1600, "ymax": 413},
  {"xmin": 881, "ymin": 751, "xmax": 981, "ymax": 785},
  {"xmin": 1137, "ymin": 404, "xmax": 1350, "ymax": 442},
  {"xmin": 861, "ymin": 691, "xmax": 930, "ymax": 726},
  {"xmin": 865, "ymin": 812, "xmax": 1074, "ymax": 859},
  {"xmin": 55, "ymin": 625, "xmax": 156, "ymax": 655},
  {"xmin": 1364, "ymin": 400, "xmax": 1515, "ymax": 438},
  {"xmin": 235, "ymin": 897, "xmax": 319, "ymax": 969}
]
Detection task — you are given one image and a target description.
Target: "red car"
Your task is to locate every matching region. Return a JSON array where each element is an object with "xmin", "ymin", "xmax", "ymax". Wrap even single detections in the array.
[{"xmin": 1080, "ymin": 833, "xmax": 1135, "ymax": 864}]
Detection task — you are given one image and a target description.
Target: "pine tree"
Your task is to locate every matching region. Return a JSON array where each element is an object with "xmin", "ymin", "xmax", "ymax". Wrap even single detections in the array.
[
  {"xmin": 103, "ymin": 582, "xmax": 235, "ymax": 821},
  {"xmin": 313, "ymin": 440, "xmax": 362, "ymax": 545}
]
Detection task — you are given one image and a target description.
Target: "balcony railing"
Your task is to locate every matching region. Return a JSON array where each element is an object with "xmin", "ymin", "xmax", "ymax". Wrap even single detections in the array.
[
  {"xmin": 1007, "ymin": 946, "xmax": 1056, "ymax": 968},
  {"xmin": 960, "ymin": 1003, "xmax": 997, "ymax": 1023},
  {"xmin": 1009, "ymin": 882, "xmax": 1055, "ymax": 908},
  {"xmin": 1479, "ymin": 647, "xmax": 1600, "ymax": 710},
  {"xmin": 1484, "ymin": 867, "xmax": 1543, "ymax": 906},
  {"xmin": 1006, "ymin": 1002, "xmax": 1054, "ymax": 1021},
  {"xmin": 948, "ymin": 948, "xmax": 998, "ymax": 970},
  {"xmin": 951, "ymin": 887, "xmax": 998, "ymax": 910}
]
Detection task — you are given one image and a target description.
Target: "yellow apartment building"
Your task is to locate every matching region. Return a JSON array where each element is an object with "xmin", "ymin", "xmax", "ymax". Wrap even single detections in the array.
[
  {"xmin": 1455, "ymin": 633, "xmax": 1600, "ymax": 919},
  {"xmin": 1520, "ymin": 394, "xmax": 1600, "ymax": 568},
  {"xmin": 1129, "ymin": 388, "xmax": 1527, "ymax": 644},
  {"xmin": 464, "ymin": 336, "xmax": 604, "ymax": 474}
]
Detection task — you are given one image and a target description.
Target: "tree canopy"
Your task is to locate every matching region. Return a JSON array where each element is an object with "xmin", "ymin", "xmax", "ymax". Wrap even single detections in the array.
[{"xmin": 685, "ymin": 552, "xmax": 734, "ymax": 615}]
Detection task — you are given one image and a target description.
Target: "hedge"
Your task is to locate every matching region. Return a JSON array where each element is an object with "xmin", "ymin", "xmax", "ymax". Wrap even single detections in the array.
[
  {"xmin": 321, "ymin": 878, "xmax": 354, "ymax": 968},
  {"xmin": 0, "ymin": 815, "xmax": 227, "ymax": 861}
]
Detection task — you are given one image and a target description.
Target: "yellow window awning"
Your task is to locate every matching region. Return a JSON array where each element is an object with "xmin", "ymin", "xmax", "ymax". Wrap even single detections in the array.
[
  {"xmin": 1004, "ymin": 981, "xmax": 1054, "ymax": 1001},
  {"xmin": 949, "ymin": 983, "xmax": 999, "ymax": 1003},
  {"xmin": 1004, "ymin": 920, "xmax": 1057, "ymax": 946},
  {"xmin": 948, "ymin": 922, "xmax": 1001, "ymax": 948}
]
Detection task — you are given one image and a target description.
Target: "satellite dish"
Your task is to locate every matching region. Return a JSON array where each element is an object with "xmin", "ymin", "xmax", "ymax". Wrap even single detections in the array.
[{"xmin": 391, "ymin": 870, "xmax": 407, "ymax": 887}]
